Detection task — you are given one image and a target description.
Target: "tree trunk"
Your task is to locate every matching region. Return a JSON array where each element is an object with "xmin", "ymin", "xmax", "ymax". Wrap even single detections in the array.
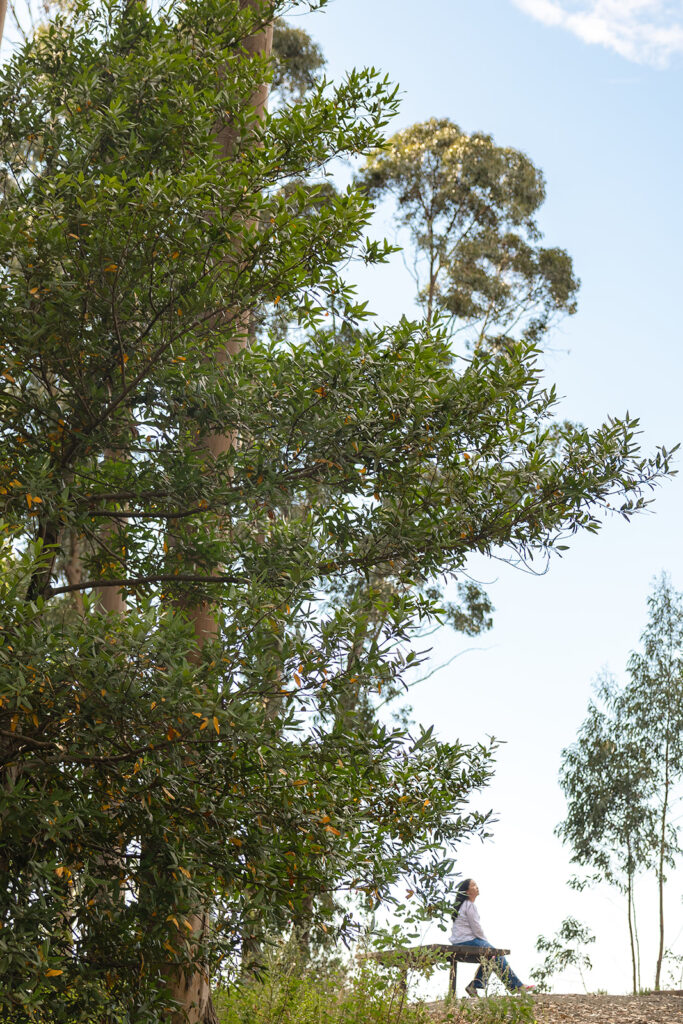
[
  {"xmin": 626, "ymin": 869, "xmax": 637, "ymax": 995},
  {"xmin": 93, "ymin": 473, "xmax": 127, "ymax": 1024},
  {"xmin": 64, "ymin": 529, "xmax": 85, "ymax": 614},
  {"xmin": 633, "ymin": 885, "xmax": 642, "ymax": 992},
  {"xmin": 94, "ymin": 445, "xmax": 128, "ymax": 614},
  {"xmin": 426, "ymin": 219, "xmax": 435, "ymax": 323},
  {"xmin": 655, "ymin": 736, "xmax": 671, "ymax": 991},
  {"xmin": 96, "ymin": 580, "xmax": 126, "ymax": 614},
  {"xmin": 167, "ymin": 7, "xmax": 273, "ymax": 1020},
  {"xmin": 169, "ymin": 912, "xmax": 219, "ymax": 1024}
]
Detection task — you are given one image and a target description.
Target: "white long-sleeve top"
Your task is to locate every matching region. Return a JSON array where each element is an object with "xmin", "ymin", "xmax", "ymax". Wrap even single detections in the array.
[{"xmin": 450, "ymin": 899, "xmax": 488, "ymax": 943}]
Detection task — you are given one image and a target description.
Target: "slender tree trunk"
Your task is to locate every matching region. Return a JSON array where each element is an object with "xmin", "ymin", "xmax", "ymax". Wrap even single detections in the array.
[
  {"xmin": 93, "ymin": 440, "xmax": 128, "ymax": 614},
  {"xmin": 626, "ymin": 868, "xmax": 637, "ymax": 995},
  {"xmin": 0, "ymin": 0, "xmax": 7, "ymax": 52},
  {"xmin": 64, "ymin": 529, "xmax": 86, "ymax": 614},
  {"xmin": 633, "ymin": 889, "xmax": 642, "ymax": 992},
  {"xmin": 627, "ymin": 857, "xmax": 641, "ymax": 993},
  {"xmin": 426, "ymin": 219, "xmax": 436, "ymax": 323},
  {"xmin": 655, "ymin": 737, "xmax": 671, "ymax": 990}
]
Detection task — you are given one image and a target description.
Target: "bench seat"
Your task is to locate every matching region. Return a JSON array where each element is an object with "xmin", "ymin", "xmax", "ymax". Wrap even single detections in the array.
[{"xmin": 369, "ymin": 942, "xmax": 511, "ymax": 995}]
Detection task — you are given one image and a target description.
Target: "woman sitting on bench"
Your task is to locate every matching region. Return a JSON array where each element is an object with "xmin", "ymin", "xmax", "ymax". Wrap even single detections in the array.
[{"xmin": 450, "ymin": 878, "xmax": 534, "ymax": 997}]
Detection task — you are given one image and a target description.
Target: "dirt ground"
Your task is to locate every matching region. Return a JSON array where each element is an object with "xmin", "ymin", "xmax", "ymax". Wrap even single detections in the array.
[
  {"xmin": 533, "ymin": 993, "xmax": 683, "ymax": 1024},
  {"xmin": 426, "ymin": 992, "xmax": 683, "ymax": 1024}
]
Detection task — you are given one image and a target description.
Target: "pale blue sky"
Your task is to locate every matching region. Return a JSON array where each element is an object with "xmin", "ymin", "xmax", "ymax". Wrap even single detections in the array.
[{"xmin": 298, "ymin": 0, "xmax": 683, "ymax": 996}]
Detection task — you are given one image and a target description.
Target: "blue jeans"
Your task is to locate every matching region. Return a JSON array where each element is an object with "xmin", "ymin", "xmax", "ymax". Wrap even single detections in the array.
[{"xmin": 456, "ymin": 938, "xmax": 523, "ymax": 992}]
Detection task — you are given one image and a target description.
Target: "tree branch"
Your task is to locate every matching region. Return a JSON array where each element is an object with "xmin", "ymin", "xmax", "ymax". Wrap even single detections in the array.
[{"xmin": 47, "ymin": 572, "xmax": 244, "ymax": 597}]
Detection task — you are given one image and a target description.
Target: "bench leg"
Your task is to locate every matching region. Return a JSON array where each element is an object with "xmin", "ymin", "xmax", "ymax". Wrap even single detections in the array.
[{"xmin": 449, "ymin": 957, "xmax": 457, "ymax": 997}]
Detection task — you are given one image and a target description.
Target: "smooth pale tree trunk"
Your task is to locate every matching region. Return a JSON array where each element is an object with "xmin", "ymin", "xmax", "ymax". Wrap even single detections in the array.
[
  {"xmin": 93, "ymin": 472, "xmax": 127, "ymax": 1024},
  {"xmin": 94, "ymin": 447, "xmax": 128, "ymax": 614},
  {"xmin": 633, "ymin": 886, "xmax": 642, "ymax": 992},
  {"xmin": 186, "ymin": 2, "xmax": 272, "ymax": 645},
  {"xmin": 655, "ymin": 735, "xmax": 671, "ymax": 991},
  {"xmin": 95, "ymin": 570, "xmax": 126, "ymax": 612},
  {"xmin": 64, "ymin": 529, "xmax": 85, "ymax": 614},
  {"xmin": 95, "ymin": 575, "xmax": 126, "ymax": 612},
  {"xmin": 626, "ymin": 868, "xmax": 637, "ymax": 995},
  {"xmin": 0, "ymin": 0, "xmax": 6, "ymax": 51},
  {"xmin": 168, "ymin": 8, "xmax": 273, "ymax": 1022}
]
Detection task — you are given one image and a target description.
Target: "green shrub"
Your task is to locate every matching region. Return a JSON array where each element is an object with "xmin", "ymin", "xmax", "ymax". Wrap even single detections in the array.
[
  {"xmin": 215, "ymin": 944, "xmax": 430, "ymax": 1024},
  {"xmin": 214, "ymin": 942, "xmax": 539, "ymax": 1024},
  {"xmin": 455, "ymin": 993, "xmax": 537, "ymax": 1023}
]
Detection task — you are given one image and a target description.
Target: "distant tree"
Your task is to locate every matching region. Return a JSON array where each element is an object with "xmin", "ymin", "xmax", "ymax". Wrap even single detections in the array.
[
  {"xmin": 358, "ymin": 118, "xmax": 579, "ymax": 344},
  {"xmin": 623, "ymin": 574, "xmax": 683, "ymax": 991},
  {"xmin": 556, "ymin": 674, "xmax": 657, "ymax": 993},
  {"xmin": 531, "ymin": 916, "xmax": 595, "ymax": 993},
  {"xmin": 558, "ymin": 574, "xmax": 683, "ymax": 993},
  {"xmin": 271, "ymin": 16, "xmax": 325, "ymax": 104},
  {"xmin": 353, "ymin": 116, "xmax": 580, "ymax": 748}
]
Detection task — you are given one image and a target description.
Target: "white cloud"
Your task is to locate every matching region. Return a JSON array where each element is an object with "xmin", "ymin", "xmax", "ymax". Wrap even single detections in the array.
[{"xmin": 512, "ymin": 0, "xmax": 683, "ymax": 65}]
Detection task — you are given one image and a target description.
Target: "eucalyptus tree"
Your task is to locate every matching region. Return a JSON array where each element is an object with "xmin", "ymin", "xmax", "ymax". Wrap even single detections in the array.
[
  {"xmin": 343, "ymin": 116, "xmax": 579, "ymax": 767},
  {"xmin": 358, "ymin": 118, "xmax": 579, "ymax": 344},
  {"xmin": 271, "ymin": 15, "xmax": 325, "ymax": 103},
  {"xmin": 557, "ymin": 674, "xmax": 657, "ymax": 993},
  {"xmin": 624, "ymin": 573, "xmax": 683, "ymax": 990},
  {"xmin": 558, "ymin": 576, "xmax": 683, "ymax": 993},
  {"xmin": 329, "ymin": 117, "xmax": 578, "ymax": 774},
  {"xmin": 0, "ymin": 0, "xmax": 675, "ymax": 1021}
]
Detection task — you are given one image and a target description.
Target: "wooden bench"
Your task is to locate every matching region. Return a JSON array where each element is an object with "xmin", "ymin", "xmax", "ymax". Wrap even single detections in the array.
[{"xmin": 369, "ymin": 943, "xmax": 511, "ymax": 996}]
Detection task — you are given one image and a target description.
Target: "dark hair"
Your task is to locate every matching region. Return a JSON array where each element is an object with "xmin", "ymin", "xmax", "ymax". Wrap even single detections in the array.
[{"xmin": 452, "ymin": 878, "xmax": 472, "ymax": 920}]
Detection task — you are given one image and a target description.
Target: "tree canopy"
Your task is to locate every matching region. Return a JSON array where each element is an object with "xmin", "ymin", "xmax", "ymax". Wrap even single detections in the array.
[
  {"xmin": 0, "ymin": 0, "xmax": 674, "ymax": 1019},
  {"xmin": 358, "ymin": 118, "xmax": 579, "ymax": 343}
]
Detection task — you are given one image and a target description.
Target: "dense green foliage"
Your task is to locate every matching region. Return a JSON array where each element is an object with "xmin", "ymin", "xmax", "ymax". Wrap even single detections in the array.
[{"xmin": 0, "ymin": 0, "xmax": 674, "ymax": 1018}]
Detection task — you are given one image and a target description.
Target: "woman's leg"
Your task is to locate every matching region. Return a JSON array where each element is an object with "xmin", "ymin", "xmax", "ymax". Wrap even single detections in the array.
[
  {"xmin": 458, "ymin": 939, "xmax": 524, "ymax": 992},
  {"xmin": 489, "ymin": 954, "xmax": 523, "ymax": 992},
  {"xmin": 457, "ymin": 938, "xmax": 491, "ymax": 990}
]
